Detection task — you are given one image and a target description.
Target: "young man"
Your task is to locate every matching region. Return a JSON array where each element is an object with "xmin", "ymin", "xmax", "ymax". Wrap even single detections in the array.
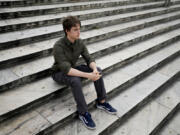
[{"xmin": 51, "ymin": 16, "xmax": 117, "ymax": 130}]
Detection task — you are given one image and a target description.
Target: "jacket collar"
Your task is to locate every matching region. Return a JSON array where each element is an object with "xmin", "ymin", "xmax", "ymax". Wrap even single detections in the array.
[{"xmin": 64, "ymin": 36, "xmax": 77, "ymax": 46}]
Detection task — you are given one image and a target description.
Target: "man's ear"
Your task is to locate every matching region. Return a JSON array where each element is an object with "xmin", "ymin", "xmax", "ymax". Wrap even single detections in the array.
[{"xmin": 65, "ymin": 29, "xmax": 69, "ymax": 35}]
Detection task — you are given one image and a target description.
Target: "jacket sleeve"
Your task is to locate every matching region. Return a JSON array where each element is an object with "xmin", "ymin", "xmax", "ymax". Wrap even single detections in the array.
[
  {"xmin": 53, "ymin": 43, "xmax": 71, "ymax": 74},
  {"xmin": 81, "ymin": 40, "xmax": 95, "ymax": 66}
]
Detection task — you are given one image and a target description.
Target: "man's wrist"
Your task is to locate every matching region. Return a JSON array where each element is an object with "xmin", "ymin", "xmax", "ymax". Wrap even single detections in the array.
[{"xmin": 83, "ymin": 72, "xmax": 90, "ymax": 79}]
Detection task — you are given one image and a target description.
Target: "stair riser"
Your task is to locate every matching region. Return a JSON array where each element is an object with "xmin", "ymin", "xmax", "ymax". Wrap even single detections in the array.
[
  {"xmin": 99, "ymin": 71, "xmax": 180, "ymax": 135},
  {"xmin": 0, "ymin": 0, "xmax": 162, "ymax": 8},
  {"xmin": 0, "ymin": 36, "xmax": 179, "ymax": 125},
  {"xmin": 37, "ymin": 52, "xmax": 180, "ymax": 135},
  {"xmin": 1, "ymin": 5, "xmax": 180, "ymax": 34},
  {"xmin": 0, "ymin": 1, "xmax": 163, "ymax": 20},
  {"xmin": 0, "ymin": 23, "xmax": 180, "ymax": 94}
]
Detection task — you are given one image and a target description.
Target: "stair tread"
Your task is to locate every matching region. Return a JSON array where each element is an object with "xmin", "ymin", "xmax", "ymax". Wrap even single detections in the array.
[
  {"xmin": 0, "ymin": 40, "xmax": 179, "ymax": 135},
  {"xmin": 1, "ymin": 9, "xmax": 179, "ymax": 46},
  {"xmin": 0, "ymin": 0, "xmax": 179, "ymax": 134},
  {"xmin": 159, "ymin": 106, "xmax": 180, "ymax": 135},
  {"xmin": 0, "ymin": 0, "xmax": 119, "ymax": 12},
  {"xmin": 53, "ymin": 56, "xmax": 180, "ymax": 135},
  {"xmin": 0, "ymin": 2, "xmax": 164, "ymax": 43},
  {"xmin": 0, "ymin": 0, "xmax": 159, "ymax": 13},
  {"xmin": 0, "ymin": 19, "xmax": 179, "ymax": 86},
  {"xmin": 110, "ymin": 80, "xmax": 180, "ymax": 135},
  {"xmin": 0, "ymin": 110, "xmax": 51, "ymax": 135},
  {"xmin": 0, "ymin": 1, "xmax": 166, "ymax": 27},
  {"xmin": 8, "ymin": 48, "xmax": 180, "ymax": 135},
  {"xmin": 1, "ymin": 6, "xmax": 180, "ymax": 62},
  {"xmin": 0, "ymin": 37, "xmax": 179, "ymax": 125}
]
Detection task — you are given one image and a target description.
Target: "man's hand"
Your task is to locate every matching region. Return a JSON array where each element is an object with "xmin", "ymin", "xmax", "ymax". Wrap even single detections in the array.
[
  {"xmin": 93, "ymin": 68, "xmax": 99, "ymax": 75},
  {"xmin": 67, "ymin": 67, "xmax": 101, "ymax": 81},
  {"xmin": 88, "ymin": 72, "xmax": 102, "ymax": 81},
  {"xmin": 89, "ymin": 62, "xmax": 102, "ymax": 81}
]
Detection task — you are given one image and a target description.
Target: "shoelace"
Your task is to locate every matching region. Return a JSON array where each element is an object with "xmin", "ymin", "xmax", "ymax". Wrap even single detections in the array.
[{"xmin": 103, "ymin": 102, "xmax": 112, "ymax": 108}]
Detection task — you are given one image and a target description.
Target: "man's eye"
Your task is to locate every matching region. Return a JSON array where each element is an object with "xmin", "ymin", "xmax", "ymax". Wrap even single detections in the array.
[{"xmin": 74, "ymin": 29, "xmax": 80, "ymax": 31}]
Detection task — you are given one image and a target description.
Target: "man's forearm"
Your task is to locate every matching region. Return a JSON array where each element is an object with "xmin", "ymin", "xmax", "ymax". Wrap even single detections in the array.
[
  {"xmin": 89, "ymin": 62, "xmax": 97, "ymax": 70},
  {"xmin": 67, "ymin": 68, "xmax": 90, "ymax": 78}
]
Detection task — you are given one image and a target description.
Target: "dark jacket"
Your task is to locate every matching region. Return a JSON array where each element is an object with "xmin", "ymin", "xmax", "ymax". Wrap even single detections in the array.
[{"xmin": 52, "ymin": 36, "xmax": 95, "ymax": 74}]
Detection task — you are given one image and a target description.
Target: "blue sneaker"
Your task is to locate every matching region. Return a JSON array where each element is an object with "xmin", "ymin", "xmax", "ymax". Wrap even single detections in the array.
[
  {"xmin": 97, "ymin": 102, "xmax": 117, "ymax": 114},
  {"xmin": 79, "ymin": 112, "xmax": 96, "ymax": 130}
]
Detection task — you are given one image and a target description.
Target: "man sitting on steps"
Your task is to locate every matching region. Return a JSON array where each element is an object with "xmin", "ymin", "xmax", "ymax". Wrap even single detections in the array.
[{"xmin": 51, "ymin": 16, "xmax": 117, "ymax": 130}]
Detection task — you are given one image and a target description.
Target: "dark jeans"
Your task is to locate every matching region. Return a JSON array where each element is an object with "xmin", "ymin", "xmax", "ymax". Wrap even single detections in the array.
[{"xmin": 52, "ymin": 64, "xmax": 106, "ymax": 114}]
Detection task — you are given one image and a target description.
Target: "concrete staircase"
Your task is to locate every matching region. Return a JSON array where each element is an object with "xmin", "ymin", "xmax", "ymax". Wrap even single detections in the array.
[{"xmin": 0, "ymin": 0, "xmax": 180, "ymax": 134}]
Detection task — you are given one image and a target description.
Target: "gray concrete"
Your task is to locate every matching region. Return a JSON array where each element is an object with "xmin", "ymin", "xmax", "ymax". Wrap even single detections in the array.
[
  {"xmin": 1, "ymin": 6, "xmax": 180, "ymax": 62},
  {"xmin": 0, "ymin": 39, "xmax": 179, "ymax": 134},
  {"xmin": 0, "ymin": 0, "xmax": 133, "ymax": 13},
  {"xmin": 0, "ymin": 25, "xmax": 179, "ymax": 86},
  {"xmin": 159, "ymin": 110, "xmax": 180, "ymax": 135},
  {"xmin": 111, "ymin": 82, "xmax": 180, "ymax": 135},
  {"xmin": 0, "ymin": 38, "xmax": 58, "ymax": 62},
  {"xmin": 111, "ymin": 75, "xmax": 180, "ymax": 135},
  {"xmin": 0, "ymin": 1, "xmax": 164, "ymax": 27},
  {"xmin": 0, "ymin": 69, "xmax": 19, "ymax": 86},
  {"xmin": 0, "ymin": 0, "xmax": 180, "ymax": 134},
  {"xmin": 1, "ymin": 9, "xmax": 180, "ymax": 44},
  {"xmin": 0, "ymin": 110, "xmax": 51, "ymax": 135},
  {"xmin": 2, "ymin": 2, "xmax": 178, "ymax": 33}
]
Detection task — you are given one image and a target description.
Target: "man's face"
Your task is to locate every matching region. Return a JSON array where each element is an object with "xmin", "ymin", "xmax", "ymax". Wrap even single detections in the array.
[{"xmin": 66, "ymin": 24, "xmax": 80, "ymax": 40}]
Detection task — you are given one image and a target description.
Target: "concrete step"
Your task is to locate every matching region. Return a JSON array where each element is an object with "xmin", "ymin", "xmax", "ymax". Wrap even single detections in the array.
[
  {"xmin": 150, "ymin": 104, "xmax": 180, "ymax": 135},
  {"xmin": 0, "ymin": 0, "xmax": 109, "ymax": 8},
  {"xmin": 102, "ymin": 76, "xmax": 180, "ymax": 135},
  {"xmin": 1, "ymin": 19, "xmax": 180, "ymax": 93},
  {"xmin": 158, "ymin": 103, "xmax": 180, "ymax": 135},
  {"xmin": 39, "ymin": 46, "xmax": 180, "ymax": 135},
  {"xmin": 1, "ymin": 5, "xmax": 180, "ymax": 67},
  {"xmin": 0, "ymin": 0, "xmax": 162, "ymax": 19},
  {"xmin": 0, "ymin": 1, "xmax": 179, "ymax": 135},
  {"xmin": 0, "ymin": 35, "xmax": 179, "ymax": 134},
  {"xmin": 0, "ymin": 1, "xmax": 164, "ymax": 28},
  {"xmin": 1, "ymin": 8, "xmax": 180, "ymax": 50},
  {"xmin": 0, "ymin": 1, "xmax": 167, "ymax": 49},
  {"xmin": 1, "ymin": 1, "xmax": 178, "ymax": 33}
]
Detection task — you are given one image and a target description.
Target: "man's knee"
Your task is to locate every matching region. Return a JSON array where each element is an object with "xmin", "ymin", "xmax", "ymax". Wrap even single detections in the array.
[
  {"xmin": 97, "ymin": 67, "xmax": 102, "ymax": 73},
  {"xmin": 70, "ymin": 76, "xmax": 82, "ymax": 86}
]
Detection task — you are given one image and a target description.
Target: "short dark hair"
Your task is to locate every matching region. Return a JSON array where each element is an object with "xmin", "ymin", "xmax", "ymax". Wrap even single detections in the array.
[{"xmin": 62, "ymin": 16, "xmax": 81, "ymax": 36}]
